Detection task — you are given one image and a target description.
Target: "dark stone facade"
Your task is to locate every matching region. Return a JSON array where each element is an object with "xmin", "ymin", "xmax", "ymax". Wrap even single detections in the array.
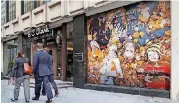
[{"xmin": 73, "ymin": 14, "xmax": 87, "ymax": 88}]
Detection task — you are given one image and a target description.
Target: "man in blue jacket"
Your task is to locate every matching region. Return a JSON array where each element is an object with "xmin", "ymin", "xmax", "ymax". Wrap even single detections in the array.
[
  {"xmin": 32, "ymin": 43, "xmax": 53, "ymax": 103},
  {"xmin": 41, "ymin": 47, "xmax": 59, "ymax": 97}
]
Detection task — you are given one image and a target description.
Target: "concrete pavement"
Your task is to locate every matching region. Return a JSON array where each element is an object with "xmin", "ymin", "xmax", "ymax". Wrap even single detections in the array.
[{"xmin": 1, "ymin": 80, "xmax": 179, "ymax": 103}]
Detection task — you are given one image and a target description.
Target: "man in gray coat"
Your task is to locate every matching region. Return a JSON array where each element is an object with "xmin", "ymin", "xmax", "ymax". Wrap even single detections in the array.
[{"xmin": 32, "ymin": 43, "xmax": 53, "ymax": 103}]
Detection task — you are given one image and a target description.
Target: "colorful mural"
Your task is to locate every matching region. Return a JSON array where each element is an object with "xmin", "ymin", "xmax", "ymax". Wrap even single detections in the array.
[{"xmin": 87, "ymin": 1, "xmax": 171, "ymax": 90}]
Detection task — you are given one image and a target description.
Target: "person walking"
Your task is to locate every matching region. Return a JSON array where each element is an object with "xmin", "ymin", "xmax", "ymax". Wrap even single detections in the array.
[
  {"xmin": 32, "ymin": 43, "xmax": 53, "ymax": 103},
  {"xmin": 41, "ymin": 47, "xmax": 59, "ymax": 97},
  {"xmin": 11, "ymin": 51, "xmax": 30, "ymax": 103}
]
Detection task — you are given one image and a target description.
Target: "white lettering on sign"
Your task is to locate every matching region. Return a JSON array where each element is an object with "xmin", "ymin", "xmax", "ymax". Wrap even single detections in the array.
[
  {"xmin": 28, "ymin": 31, "xmax": 31, "ymax": 38},
  {"xmin": 28, "ymin": 25, "xmax": 51, "ymax": 38},
  {"xmin": 36, "ymin": 28, "xmax": 40, "ymax": 36},
  {"xmin": 44, "ymin": 28, "xmax": 49, "ymax": 33}
]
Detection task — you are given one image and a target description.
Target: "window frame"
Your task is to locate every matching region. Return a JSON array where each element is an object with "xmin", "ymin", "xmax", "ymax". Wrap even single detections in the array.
[
  {"xmin": 24, "ymin": 1, "xmax": 34, "ymax": 14},
  {"xmin": 8, "ymin": 1, "xmax": 16, "ymax": 21}
]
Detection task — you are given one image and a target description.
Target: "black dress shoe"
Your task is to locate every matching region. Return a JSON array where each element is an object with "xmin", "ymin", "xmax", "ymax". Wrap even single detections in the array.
[
  {"xmin": 54, "ymin": 91, "xmax": 59, "ymax": 97},
  {"xmin": 26, "ymin": 101, "xmax": 29, "ymax": 103},
  {"xmin": 32, "ymin": 97, "xmax": 39, "ymax": 100},
  {"xmin": 46, "ymin": 99, "xmax": 52, "ymax": 103},
  {"xmin": 11, "ymin": 98, "xmax": 18, "ymax": 102}
]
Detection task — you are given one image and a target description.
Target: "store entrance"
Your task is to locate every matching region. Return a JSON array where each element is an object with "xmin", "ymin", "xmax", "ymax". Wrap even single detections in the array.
[{"xmin": 66, "ymin": 41, "xmax": 73, "ymax": 81}]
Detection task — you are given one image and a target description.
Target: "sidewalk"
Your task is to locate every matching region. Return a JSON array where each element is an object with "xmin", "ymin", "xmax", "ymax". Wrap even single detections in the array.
[{"xmin": 1, "ymin": 80, "xmax": 178, "ymax": 103}]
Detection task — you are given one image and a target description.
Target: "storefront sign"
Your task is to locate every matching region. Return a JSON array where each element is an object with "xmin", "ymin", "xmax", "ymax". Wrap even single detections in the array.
[
  {"xmin": 28, "ymin": 25, "xmax": 54, "ymax": 42},
  {"xmin": 74, "ymin": 53, "xmax": 83, "ymax": 62}
]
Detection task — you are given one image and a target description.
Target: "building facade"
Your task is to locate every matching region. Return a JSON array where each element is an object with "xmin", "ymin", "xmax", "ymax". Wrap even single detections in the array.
[{"xmin": 1, "ymin": 0, "xmax": 179, "ymax": 100}]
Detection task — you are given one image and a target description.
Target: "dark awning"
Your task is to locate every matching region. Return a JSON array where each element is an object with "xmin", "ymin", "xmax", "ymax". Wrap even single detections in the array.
[
  {"xmin": 1, "ymin": 35, "xmax": 18, "ymax": 42},
  {"xmin": 49, "ymin": 16, "xmax": 73, "ymax": 29}
]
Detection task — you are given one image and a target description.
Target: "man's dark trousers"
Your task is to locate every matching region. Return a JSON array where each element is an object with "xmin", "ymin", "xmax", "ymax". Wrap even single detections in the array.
[
  {"xmin": 34, "ymin": 74, "xmax": 53, "ymax": 100},
  {"xmin": 42, "ymin": 75, "xmax": 58, "ymax": 94},
  {"xmin": 42, "ymin": 83, "xmax": 45, "ymax": 95},
  {"xmin": 41, "ymin": 53, "xmax": 58, "ymax": 95}
]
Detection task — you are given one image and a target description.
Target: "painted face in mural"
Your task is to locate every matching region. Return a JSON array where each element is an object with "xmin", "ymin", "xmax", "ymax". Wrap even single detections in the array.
[
  {"xmin": 124, "ymin": 43, "xmax": 135, "ymax": 59},
  {"xmin": 109, "ymin": 24, "xmax": 113, "ymax": 30},
  {"xmin": 146, "ymin": 44, "xmax": 161, "ymax": 63},
  {"xmin": 108, "ymin": 45, "xmax": 117, "ymax": 58},
  {"xmin": 147, "ymin": 50, "xmax": 160, "ymax": 62}
]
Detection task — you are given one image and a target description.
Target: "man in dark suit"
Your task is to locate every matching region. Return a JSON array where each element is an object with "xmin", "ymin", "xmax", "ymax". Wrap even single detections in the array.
[
  {"xmin": 32, "ymin": 43, "xmax": 53, "ymax": 103},
  {"xmin": 41, "ymin": 47, "xmax": 59, "ymax": 97}
]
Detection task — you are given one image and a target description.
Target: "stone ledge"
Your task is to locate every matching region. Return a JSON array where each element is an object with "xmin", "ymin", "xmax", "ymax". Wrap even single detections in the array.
[{"xmin": 84, "ymin": 84, "xmax": 170, "ymax": 98}]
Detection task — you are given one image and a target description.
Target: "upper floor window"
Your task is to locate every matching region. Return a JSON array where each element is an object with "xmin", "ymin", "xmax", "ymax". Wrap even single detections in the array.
[
  {"xmin": 36, "ymin": 0, "xmax": 44, "ymax": 7},
  {"xmin": 44, "ymin": 0, "xmax": 51, "ymax": 4},
  {"xmin": 24, "ymin": 1, "xmax": 34, "ymax": 14},
  {"xmin": 1, "ymin": 1, "xmax": 6, "ymax": 25},
  {"xmin": 36, "ymin": 0, "xmax": 50, "ymax": 8},
  {"xmin": 9, "ymin": 1, "xmax": 16, "ymax": 21},
  {"xmin": 22, "ymin": 0, "xmax": 50, "ymax": 15}
]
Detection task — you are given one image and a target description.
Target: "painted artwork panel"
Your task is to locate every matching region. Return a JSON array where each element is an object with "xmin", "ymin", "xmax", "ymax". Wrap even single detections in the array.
[{"xmin": 87, "ymin": 1, "xmax": 171, "ymax": 90}]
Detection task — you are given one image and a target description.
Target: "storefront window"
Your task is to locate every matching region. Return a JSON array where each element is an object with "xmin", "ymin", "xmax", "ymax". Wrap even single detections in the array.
[
  {"xmin": 6, "ymin": 39, "xmax": 18, "ymax": 65},
  {"xmin": 7, "ymin": 49, "xmax": 10, "ymax": 61},
  {"xmin": 22, "ymin": 36, "xmax": 31, "ymax": 62},
  {"xmin": 7, "ymin": 47, "xmax": 17, "ymax": 69}
]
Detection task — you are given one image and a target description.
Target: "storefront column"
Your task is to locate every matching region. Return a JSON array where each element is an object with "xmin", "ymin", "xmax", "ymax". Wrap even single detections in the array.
[
  {"xmin": 171, "ymin": 1, "xmax": 179, "ymax": 100},
  {"xmin": 56, "ymin": 48, "xmax": 61, "ymax": 79},
  {"xmin": 1, "ymin": 42, "xmax": 3, "ymax": 73},
  {"xmin": 31, "ymin": 42, "xmax": 38, "ymax": 78},
  {"xmin": 56, "ymin": 29, "xmax": 61, "ymax": 80},
  {"xmin": 61, "ymin": 23, "xmax": 67, "ymax": 81},
  {"xmin": 73, "ymin": 14, "xmax": 87, "ymax": 88},
  {"xmin": 30, "ymin": 42, "xmax": 34, "ymax": 69},
  {"xmin": 17, "ymin": 34, "xmax": 23, "ymax": 51},
  {"xmin": 3, "ymin": 42, "xmax": 8, "ymax": 75}
]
